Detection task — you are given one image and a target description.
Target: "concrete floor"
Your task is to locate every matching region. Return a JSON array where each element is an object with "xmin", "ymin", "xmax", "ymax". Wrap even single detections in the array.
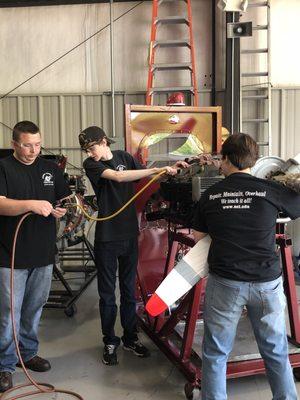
[{"xmin": 12, "ymin": 279, "xmax": 300, "ymax": 400}]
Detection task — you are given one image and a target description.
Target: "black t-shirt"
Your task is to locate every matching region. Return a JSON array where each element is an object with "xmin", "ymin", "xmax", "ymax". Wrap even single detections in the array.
[
  {"xmin": 83, "ymin": 150, "xmax": 144, "ymax": 242},
  {"xmin": 0, "ymin": 155, "xmax": 71, "ymax": 269},
  {"xmin": 192, "ymin": 172, "xmax": 300, "ymax": 282}
]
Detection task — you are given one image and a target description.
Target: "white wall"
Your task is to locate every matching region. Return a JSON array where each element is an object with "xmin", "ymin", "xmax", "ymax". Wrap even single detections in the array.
[
  {"xmin": 271, "ymin": 0, "xmax": 300, "ymax": 86},
  {"xmin": 0, "ymin": 0, "xmax": 212, "ymax": 94}
]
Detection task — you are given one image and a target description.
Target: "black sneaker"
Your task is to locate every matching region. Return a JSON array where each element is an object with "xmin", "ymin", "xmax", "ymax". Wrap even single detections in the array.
[
  {"xmin": 0, "ymin": 372, "xmax": 12, "ymax": 393},
  {"xmin": 102, "ymin": 344, "xmax": 118, "ymax": 365},
  {"xmin": 123, "ymin": 340, "xmax": 150, "ymax": 358}
]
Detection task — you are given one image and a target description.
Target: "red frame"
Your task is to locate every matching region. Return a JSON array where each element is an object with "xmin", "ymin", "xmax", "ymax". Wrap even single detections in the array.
[
  {"xmin": 138, "ymin": 231, "xmax": 300, "ymax": 390},
  {"xmin": 124, "ymin": 105, "xmax": 300, "ymax": 390}
]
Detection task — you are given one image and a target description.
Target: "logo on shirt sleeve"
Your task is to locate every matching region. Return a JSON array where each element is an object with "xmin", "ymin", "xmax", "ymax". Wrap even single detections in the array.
[
  {"xmin": 42, "ymin": 172, "xmax": 54, "ymax": 186},
  {"xmin": 116, "ymin": 164, "xmax": 127, "ymax": 171}
]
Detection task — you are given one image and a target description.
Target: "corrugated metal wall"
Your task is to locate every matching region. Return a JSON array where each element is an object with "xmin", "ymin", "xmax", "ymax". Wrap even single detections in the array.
[
  {"xmin": 271, "ymin": 88, "xmax": 300, "ymax": 255},
  {"xmin": 0, "ymin": 89, "xmax": 213, "ymax": 173},
  {"xmin": 271, "ymin": 89, "xmax": 300, "ymax": 159},
  {"xmin": 2, "ymin": 88, "xmax": 299, "ymax": 159}
]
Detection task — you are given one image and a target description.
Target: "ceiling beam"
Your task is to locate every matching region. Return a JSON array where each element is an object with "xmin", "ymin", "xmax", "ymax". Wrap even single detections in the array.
[{"xmin": 0, "ymin": 0, "xmax": 145, "ymax": 7}]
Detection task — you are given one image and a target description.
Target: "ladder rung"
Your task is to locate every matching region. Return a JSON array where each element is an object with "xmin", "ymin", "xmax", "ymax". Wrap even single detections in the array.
[
  {"xmin": 243, "ymin": 118, "xmax": 269, "ymax": 123},
  {"xmin": 154, "ymin": 39, "xmax": 190, "ymax": 48},
  {"xmin": 159, "ymin": 0, "xmax": 187, "ymax": 3},
  {"xmin": 241, "ymin": 48, "xmax": 268, "ymax": 54},
  {"xmin": 150, "ymin": 86, "xmax": 194, "ymax": 94},
  {"xmin": 152, "ymin": 63, "xmax": 192, "ymax": 72},
  {"xmin": 242, "ymin": 72, "xmax": 268, "ymax": 77},
  {"xmin": 242, "ymin": 86, "xmax": 269, "ymax": 91},
  {"xmin": 147, "ymin": 0, "xmax": 197, "ymax": 105},
  {"xmin": 242, "ymin": 95, "xmax": 268, "ymax": 100},
  {"xmin": 248, "ymin": 1, "xmax": 268, "ymax": 7},
  {"xmin": 253, "ymin": 25, "xmax": 269, "ymax": 30},
  {"xmin": 155, "ymin": 16, "xmax": 189, "ymax": 26}
]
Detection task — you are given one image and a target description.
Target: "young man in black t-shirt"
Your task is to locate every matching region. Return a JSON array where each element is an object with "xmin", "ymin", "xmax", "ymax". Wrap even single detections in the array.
[
  {"xmin": 79, "ymin": 126, "xmax": 186, "ymax": 366},
  {"xmin": 192, "ymin": 133, "xmax": 300, "ymax": 400},
  {"xmin": 0, "ymin": 121, "xmax": 71, "ymax": 393}
]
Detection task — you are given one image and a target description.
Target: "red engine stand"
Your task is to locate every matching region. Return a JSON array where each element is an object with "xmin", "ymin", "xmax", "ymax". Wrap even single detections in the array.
[{"xmin": 137, "ymin": 226, "xmax": 300, "ymax": 397}]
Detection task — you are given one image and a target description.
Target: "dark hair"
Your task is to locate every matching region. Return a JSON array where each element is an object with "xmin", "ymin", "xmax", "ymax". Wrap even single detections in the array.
[
  {"xmin": 12, "ymin": 121, "xmax": 40, "ymax": 141},
  {"xmin": 221, "ymin": 133, "xmax": 259, "ymax": 170},
  {"xmin": 79, "ymin": 126, "xmax": 115, "ymax": 150}
]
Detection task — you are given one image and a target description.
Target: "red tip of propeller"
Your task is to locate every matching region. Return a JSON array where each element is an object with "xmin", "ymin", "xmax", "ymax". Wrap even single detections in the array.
[{"xmin": 146, "ymin": 293, "xmax": 168, "ymax": 317}]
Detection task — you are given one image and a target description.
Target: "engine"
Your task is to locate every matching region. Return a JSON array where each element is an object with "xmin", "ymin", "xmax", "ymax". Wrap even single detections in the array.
[
  {"xmin": 251, "ymin": 153, "xmax": 300, "ymax": 193},
  {"xmin": 39, "ymin": 155, "xmax": 97, "ymax": 247},
  {"xmin": 144, "ymin": 154, "xmax": 223, "ymax": 228}
]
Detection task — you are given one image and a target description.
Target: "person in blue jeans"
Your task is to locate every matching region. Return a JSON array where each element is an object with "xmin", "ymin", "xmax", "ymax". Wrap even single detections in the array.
[
  {"xmin": 0, "ymin": 121, "xmax": 71, "ymax": 393},
  {"xmin": 192, "ymin": 133, "xmax": 300, "ymax": 400},
  {"xmin": 79, "ymin": 126, "xmax": 186, "ymax": 366}
]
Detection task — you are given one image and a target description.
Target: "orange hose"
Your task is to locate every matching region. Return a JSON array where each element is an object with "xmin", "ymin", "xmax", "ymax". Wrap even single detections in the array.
[
  {"xmin": 2, "ymin": 213, "xmax": 83, "ymax": 400},
  {"xmin": 64, "ymin": 170, "xmax": 166, "ymax": 222}
]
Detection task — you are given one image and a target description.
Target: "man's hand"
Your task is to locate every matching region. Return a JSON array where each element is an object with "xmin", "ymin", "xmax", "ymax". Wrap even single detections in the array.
[
  {"xmin": 51, "ymin": 207, "xmax": 67, "ymax": 219},
  {"xmin": 29, "ymin": 200, "xmax": 53, "ymax": 217},
  {"xmin": 162, "ymin": 166, "xmax": 178, "ymax": 176},
  {"xmin": 173, "ymin": 160, "xmax": 190, "ymax": 169}
]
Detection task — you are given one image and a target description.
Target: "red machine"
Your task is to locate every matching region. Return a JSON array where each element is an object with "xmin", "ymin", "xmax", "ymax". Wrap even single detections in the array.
[{"xmin": 125, "ymin": 104, "xmax": 300, "ymax": 399}]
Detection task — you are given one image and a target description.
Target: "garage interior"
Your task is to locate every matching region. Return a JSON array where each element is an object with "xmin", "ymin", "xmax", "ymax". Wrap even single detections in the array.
[{"xmin": 0, "ymin": 0, "xmax": 300, "ymax": 399}]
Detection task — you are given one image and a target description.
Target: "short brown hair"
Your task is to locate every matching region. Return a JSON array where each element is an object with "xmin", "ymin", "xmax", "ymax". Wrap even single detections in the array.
[
  {"xmin": 221, "ymin": 133, "xmax": 259, "ymax": 170},
  {"xmin": 12, "ymin": 121, "xmax": 40, "ymax": 142}
]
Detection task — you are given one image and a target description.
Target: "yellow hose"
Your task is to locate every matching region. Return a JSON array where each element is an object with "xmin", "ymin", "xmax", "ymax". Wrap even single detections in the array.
[{"xmin": 65, "ymin": 170, "xmax": 166, "ymax": 222}]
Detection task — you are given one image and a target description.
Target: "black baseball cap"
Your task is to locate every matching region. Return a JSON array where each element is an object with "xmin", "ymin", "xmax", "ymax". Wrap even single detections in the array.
[{"xmin": 79, "ymin": 126, "xmax": 115, "ymax": 150}]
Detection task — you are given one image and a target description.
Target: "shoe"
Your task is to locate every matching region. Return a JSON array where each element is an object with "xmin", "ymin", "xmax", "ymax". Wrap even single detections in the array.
[
  {"xmin": 102, "ymin": 344, "xmax": 118, "ymax": 366},
  {"xmin": 16, "ymin": 355, "xmax": 51, "ymax": 372},
  {"xmin": 0, "ymin": 371, "xmax": 13, "ymax": 393},
  {"xmin": 123, "ymin": 340, "xmax": 150, "ymax": 358}
]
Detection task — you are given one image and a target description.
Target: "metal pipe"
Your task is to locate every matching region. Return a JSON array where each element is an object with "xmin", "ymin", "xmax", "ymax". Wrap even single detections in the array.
[
  {"xmin": 211, "ymin": 0, "xmax": 216, "ymax": 106},
  {"xmin": 267, "ymin": 1, "xmax": 272, "ymax": 156},
  {"xmin": 110, "ymin": 0, "xmax": 116, "ymax": 138},
  {"xmin": 231, "ymin": 12, "xmax": 235, "ymax": 136}
]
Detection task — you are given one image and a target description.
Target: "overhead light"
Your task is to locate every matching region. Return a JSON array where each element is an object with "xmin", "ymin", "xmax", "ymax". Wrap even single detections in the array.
[{"xmin": 217, "ymin": 0, "xmax": 248, "ymax": 12}]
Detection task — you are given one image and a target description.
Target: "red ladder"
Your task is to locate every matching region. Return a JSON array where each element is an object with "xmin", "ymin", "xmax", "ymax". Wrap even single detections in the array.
[{"xmin": 146, "ymin": 0, "xmax": 199, "ymax": 106}]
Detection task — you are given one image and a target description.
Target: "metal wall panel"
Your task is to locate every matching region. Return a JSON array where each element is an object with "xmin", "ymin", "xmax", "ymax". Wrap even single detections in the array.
[
  {"xmin": 1, "ymin": 88, "xmax": 299, "ymax": 157},
  {"xmin": 271, "ymin": 88, "xmax": 300, "ymax": 256},
  {"xmin": 0, "ymin": 89, "xmax": 213, "ymax": 168},
  {"xmin": 271, "ymin": 89, "xmax": 300, "ymax": 159}
]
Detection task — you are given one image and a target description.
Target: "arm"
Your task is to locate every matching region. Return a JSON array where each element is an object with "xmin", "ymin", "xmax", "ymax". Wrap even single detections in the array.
[
  {"xmin": 192, "ymin": 230, "xmax": 208, "ymax": 243},
  {"xmin": 0, "ymin": 196, "xmax": 53, "ymax": 217},
  {"xmin": 277, "ymin": 185, "xmax": 300, "ymax": 220},
  {"xmin": 172, "ymin": 160, "xmax": 190, "ymax": 169},
  {"xmin": 101, "ymin": 166, "xmax": 177, "ymax": 182}
]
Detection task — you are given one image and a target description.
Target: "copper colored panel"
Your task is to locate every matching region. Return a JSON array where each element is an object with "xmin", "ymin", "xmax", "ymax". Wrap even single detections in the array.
[{"xmin": 125, "ymin": 105, "xmax": 222, "ymax": 165}]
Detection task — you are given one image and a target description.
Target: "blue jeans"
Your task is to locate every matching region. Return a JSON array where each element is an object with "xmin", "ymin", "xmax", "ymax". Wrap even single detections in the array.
[
  {"xmin": 0, "ymin": 265, "xmax": 53, "ymax": 373},
  {"xmin": 94, "ymin": 238, "xmax": 139, "ymax": 346},
  {"xmin": 202, "ymin": 273, "xmax": 297, "ymax": 400}
]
